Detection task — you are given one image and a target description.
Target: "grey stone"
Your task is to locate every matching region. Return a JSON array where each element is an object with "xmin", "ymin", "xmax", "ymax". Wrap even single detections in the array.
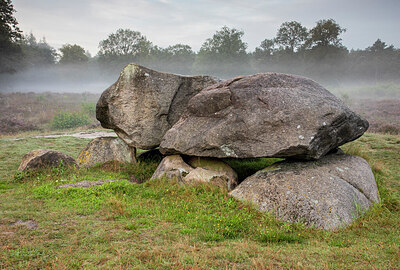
[
  {"xmin": 76, "ymin": 137, "xmax": 133, "ymax": 167},
  {"xmin": 160, "ymin": 73, "xmax": 369, "ymax": 159},
  {"xmin": 18, "ymin": 149, "xmax": 77, "ymax": 171},
  {"xmin": 150, "ymin": 155, "xmax": 238, "ymax": 191},
  {"xmin": 185, "ymin": 156, "xmax": 238, "ymax": 191},
  {"xmin": 150, "ymin": 155, "xmax": 193, "ymax": 181},
  {"xmin": 96, "ymin": 63, "xmax": 218, "ymax": 149},
  {"xmin": 229, "ymin": 153, "xmax": 379, "ymax": 230}
]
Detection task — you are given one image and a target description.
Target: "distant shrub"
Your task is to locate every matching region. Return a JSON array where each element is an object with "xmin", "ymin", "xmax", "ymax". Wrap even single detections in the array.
[
  {"xmin": 81, "ymin": 102, "xmax": 96, "ymax": 116},
  {"xmin": 51, "ymin": 111, "xmax": 90, "ymax": 129}
]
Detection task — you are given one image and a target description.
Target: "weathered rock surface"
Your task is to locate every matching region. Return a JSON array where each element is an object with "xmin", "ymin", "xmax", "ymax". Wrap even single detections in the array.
[
  {"xmin": 96, "ymin": 63, "xmax": 218, "ymax": 149},
  {"xmin": 229, "ymin": 153, "xmax": 379, "ymax": 230},
  {"xmin": 151, "ymin": 155, "xmax": 193, "ymax": 181},
  {"xmin": 186, "ymin": 156, "xmax": 238, "ymax": 190},
  {"xmin": 150, "ymin": 155, "xmax": 238, "ymax": 191},
  {"xmin": 76, "ymin": 137, "xmax": 133, "ymax": 167},
  {"xmin": 160, "ymin": 73, "xmax": 369, "ymax": 159},
  {"xmin": 18, "ymin": 149, "xmax": 77, "ymax": 171}
]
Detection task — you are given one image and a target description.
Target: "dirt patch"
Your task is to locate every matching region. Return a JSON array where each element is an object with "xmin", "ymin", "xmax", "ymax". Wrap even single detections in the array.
[
  {"xmin": 55, "ymin": 179, "xmax": 118, "ymax": 189},
  {"xmin": 6, "ymin": 131, "xmax": 117, "ymax": 141},
  {"xmin": 33, "ymin": 131, "xmax": 117, "ymax": 139},
  {"xmin": 12, "ymin": 219, "xmax": 38, "ymax": 230}
]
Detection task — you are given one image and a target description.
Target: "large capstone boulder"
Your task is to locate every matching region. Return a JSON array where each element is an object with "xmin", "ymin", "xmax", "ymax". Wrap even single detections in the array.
[
  {"xmin": 76, "ymin": 137, "xmax": 133, "ymax": 167},
  {"xmin": 160, "ymin": 73, "xmax": 369, "ymax": 159},
  {"xmin": 96, "ymin": 63, "xmax": 218, "ymax": 149},
  {"xmin": 151, "ymin": 155, "xmax": 238, "ymax": 191},
  {"xmin": 229, "ymin": 153, "xmax": 379, "ymax": 230},
  {"xmin": 18, "ymin": 149, "xmax": 77, "ymax": 171}
]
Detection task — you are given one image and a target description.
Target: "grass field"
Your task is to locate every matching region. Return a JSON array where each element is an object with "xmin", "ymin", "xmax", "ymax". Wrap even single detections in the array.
[{"xmin": 0, "ymin": 131, "xmax": 399, "ymax": 269}]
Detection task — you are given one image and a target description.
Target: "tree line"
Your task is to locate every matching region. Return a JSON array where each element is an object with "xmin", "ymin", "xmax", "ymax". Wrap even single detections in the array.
[{"xmin": 1, "ymin": 0, "xmax": 399, "ymax": 84}]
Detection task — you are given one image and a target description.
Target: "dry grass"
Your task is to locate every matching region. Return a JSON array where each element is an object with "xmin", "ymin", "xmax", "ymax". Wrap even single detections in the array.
[{"xmin": 0, "ymin": 132, "xmax": 399, "ymax": 269}]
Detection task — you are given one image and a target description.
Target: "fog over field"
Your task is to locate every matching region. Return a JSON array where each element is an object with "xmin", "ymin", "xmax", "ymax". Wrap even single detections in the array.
[
  {"xmin": 1, "ymin": 0, "xmax": 399, "ymax": 95},
  {"xmin": 1, "ymin": 0, "xmax": 399, "ymax": 135},
  {"xmin": 0, "ymin": 64, "xmax": 116, "ymax": 93}
]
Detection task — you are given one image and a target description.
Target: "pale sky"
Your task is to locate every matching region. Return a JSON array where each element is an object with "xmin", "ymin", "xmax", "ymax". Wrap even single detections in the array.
[{"xmin": 13, "ymin": 0, "xmax": 400, "ymax": 56}]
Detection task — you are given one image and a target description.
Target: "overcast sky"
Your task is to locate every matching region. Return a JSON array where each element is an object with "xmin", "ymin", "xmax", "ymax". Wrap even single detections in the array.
[{"xmin": 13, "ymin": 0, "xmax": 400, "ymax": 55}]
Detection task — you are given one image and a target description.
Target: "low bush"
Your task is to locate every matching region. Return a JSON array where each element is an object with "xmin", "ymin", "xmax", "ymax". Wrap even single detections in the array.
[
  {"xmin": 51, "ymin": 111, "xmax": 90, "ymax": 129},
  {"xmin": 81, "ymin": 102, "xmax": 96, "ymax": 116}
]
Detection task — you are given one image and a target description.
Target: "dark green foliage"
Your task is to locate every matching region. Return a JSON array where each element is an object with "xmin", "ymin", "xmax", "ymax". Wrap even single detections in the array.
[
  {"xmin": 147, "ymin": 44, "xmax": 195, "ymax": 74},
  {"xmin": 193, "ymin": 26, "xmax": 250, "ymax": 78},
  {"xmin": 97, "ymin": 28, "xmax": 152, "ymax": 69},
  {"xmin": 307, "ymin": 18, "xmax": 346, "ymax": 48},
  {"xmin": 2, "ymin": 16, "xmax": 399, "ymax": 85},
  {"xmin": 253, "ymin": 38, "xmax": 276, "ymax": 62},
  {"xmin": 19, "ymin": 33, "xmax": 57, "ymax": 67},
  {"xmin": 275, "ymin": 21, "xmax": 308, "ymax": 52},
  {"xmin": 59, "ymin": 44, "xmax": 89, "ymax": 64},
  {"xmin": 0, "ymin": 0, "xmax": 22, "ymax": 73}
]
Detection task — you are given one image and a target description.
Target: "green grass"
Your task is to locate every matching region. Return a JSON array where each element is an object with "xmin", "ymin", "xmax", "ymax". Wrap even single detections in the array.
[
  {"xmin": 51, "ymin": 111, "xmax": 91, "ymax": 130},
  {"xmin": 0, "ymin": 133, "xmax": 399, "ymax": 269}
]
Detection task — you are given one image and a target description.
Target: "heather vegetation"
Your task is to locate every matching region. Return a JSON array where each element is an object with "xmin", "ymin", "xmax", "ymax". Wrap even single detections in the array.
[
  {"xmin": 2, "ymin": 89, "xmax": 399, "ymax": 136},
  {"xmin": 0, "ymin": 92, "xmax": 99, "ymax": 134}
]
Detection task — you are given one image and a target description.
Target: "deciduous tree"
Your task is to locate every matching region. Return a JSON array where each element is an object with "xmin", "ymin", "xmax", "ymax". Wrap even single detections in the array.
[
  {"xmin": 20, "ymin": 33, "xmax": 57, "ymax": 67},
  {"xmin": 194, "ymin": 26, "xmax": 249, "ymax": 77},
  {"xmin": 59, "ymin": 44, "xmax": 89, "ymax": 64},
  {"xmin": 275, "ymin": 21, "xmax": 308, "ymax": 52},
  {"xmin": 308, "ymin": 19, "xmax": 346, "ymax": 48},
  {"xmin": 98, "ymin": 29, "xmax": 152, "ymax": 62}
]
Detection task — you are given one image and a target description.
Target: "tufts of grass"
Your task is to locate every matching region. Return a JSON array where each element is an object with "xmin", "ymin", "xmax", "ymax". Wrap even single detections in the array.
[
  {"xmin": 342, "ymin": 134, "xmax": 400, "ymax": 214},
  {"xmin": 258, "ymin": 230, "xmax": 303, "ymax": 244},
  {"xmin": 0, "ymin": 132, "xmax": 399, "ymax": 269}
]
